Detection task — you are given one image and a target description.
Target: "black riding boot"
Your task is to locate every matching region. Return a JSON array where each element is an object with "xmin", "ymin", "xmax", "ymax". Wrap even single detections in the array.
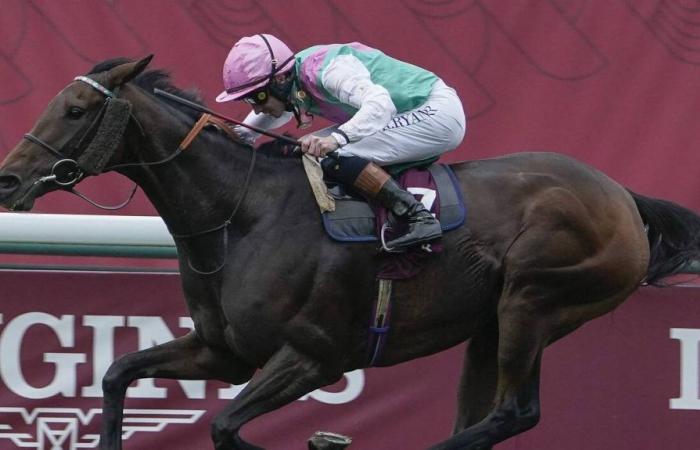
[
  {"xmin": 322, "ymin": 156, "xmax": 442, "ymax": 250},
  {"xmin": 373, "ymin": 175, "xmax": 442, "ymax": 250}
]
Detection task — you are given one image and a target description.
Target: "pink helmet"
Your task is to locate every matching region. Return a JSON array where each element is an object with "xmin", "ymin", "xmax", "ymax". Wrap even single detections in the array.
[{"xmin": 216, "ymin": 34, "xmax": 295, "ymax": 103}]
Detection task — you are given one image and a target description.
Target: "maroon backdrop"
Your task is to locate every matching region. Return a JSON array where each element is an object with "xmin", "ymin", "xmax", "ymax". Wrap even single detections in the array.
[
  {"xmin": 1, "ymin": 0, "xmax": 700, "ymax": 214},
  {"xmin": 0, "ymin": 271, "xmax": 699, "ymax": 450},
  {"xmin": 2, "ymin": 1, "xmax": 700, "ymax": 449}
]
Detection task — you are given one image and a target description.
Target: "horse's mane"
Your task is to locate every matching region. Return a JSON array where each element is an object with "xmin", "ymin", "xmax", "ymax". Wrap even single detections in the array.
[
  {"xmin": 254, "ymin": 137, "xmax": 302, "ymax": 159},
  {"xmin": 88, "ymin": 58, "xmax": 301, "ymax": 160},
  {"xmin": 88, "ymin": 58, "xmax": 203, "ymax": 121}
]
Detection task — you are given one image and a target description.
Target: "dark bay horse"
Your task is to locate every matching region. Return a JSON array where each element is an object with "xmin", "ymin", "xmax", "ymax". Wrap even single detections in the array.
[{"xmin": 1, "ymin": 56, "xmax": 700, "ymax": 450}]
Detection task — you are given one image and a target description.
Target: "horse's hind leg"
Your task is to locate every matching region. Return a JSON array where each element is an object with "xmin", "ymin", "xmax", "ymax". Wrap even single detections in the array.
[
  {"xmin": 453, "ymin": 320, "xmax": 499, "ymax": 436},
  {"xmin": 210, "ymin": 343, "xmax": 341, "ymax": 450},
  {"xmin": 100, "ymin": 331, "xmax": 254, "ymax": 450},
  {"xmin": 430, "ymin": 297, "xmax": 544, "ymax": 450}
]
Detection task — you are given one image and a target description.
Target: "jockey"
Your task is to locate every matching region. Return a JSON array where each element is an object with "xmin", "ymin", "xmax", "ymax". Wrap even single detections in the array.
[{"xmin": 216, "ymin": 34, "xmax": 466, "ymax": 250}]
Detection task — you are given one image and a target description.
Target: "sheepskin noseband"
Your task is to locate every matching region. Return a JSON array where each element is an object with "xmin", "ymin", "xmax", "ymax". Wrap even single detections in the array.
[{"xmin": 77, "ymin": 97, "xmax": 132, "ymax": 175}]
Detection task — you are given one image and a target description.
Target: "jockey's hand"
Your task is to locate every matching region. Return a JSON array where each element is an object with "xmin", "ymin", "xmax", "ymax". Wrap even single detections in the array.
[{"xmin": 299, "ymin": 134, "xmax": 339, "ymax": 157}]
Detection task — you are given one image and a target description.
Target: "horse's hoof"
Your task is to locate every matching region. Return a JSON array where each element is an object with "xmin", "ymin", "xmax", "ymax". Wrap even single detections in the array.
[{"xmin": 308, "ymin": 431, "xmax": 352, "ymax": 449}]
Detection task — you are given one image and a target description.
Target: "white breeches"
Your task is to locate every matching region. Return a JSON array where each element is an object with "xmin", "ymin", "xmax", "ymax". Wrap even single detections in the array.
[{"xmin": 333, "ymin": 80, "xmax": 466, "ymax": 165}]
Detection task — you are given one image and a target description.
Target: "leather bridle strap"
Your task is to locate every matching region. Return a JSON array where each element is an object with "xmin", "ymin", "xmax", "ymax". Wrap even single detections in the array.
[
  {"xmin": 179, "ymin": 113, "xmax": 213, "ymax": 151},
  {"xmin": 207, "ymin": 115, "xmax": 246, "ymax": 143},
  {"xmin": 179, "ymin": 113, "xmax": 248, "ymax": 151},
  {"xmin": 23, "ymin": 133, "xmax": 71, "ymax": 161}
]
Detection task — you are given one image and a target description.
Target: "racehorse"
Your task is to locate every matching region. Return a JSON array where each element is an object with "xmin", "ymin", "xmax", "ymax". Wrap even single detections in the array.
[{"xmin": 1, "ymin": 56, "xmax": 699, "ymax": 450}]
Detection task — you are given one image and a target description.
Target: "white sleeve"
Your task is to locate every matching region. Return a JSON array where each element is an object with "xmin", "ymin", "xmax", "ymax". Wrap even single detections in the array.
[
  {"xmin": 233, "ymin": 109, "xmax": 293, "ymax": 144},
  {"xmin": 320, "ymin": 54, "xmax": 397, "ymax": 143}
]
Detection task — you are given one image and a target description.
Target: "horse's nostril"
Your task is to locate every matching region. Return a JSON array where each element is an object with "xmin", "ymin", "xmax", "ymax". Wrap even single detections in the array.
[{"xmin": 0, "ymin": 174, "xmax": 21, "ymax": 193}]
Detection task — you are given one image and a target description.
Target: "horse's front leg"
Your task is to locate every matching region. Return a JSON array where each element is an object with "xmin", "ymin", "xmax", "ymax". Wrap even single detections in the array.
[
  {"xmin": 210, "ymin": 343, "xmax": 342, "ymax": 450},
  {"xmin": 100, "ymin": 331, "xmax": 255, "ymax": 450}
]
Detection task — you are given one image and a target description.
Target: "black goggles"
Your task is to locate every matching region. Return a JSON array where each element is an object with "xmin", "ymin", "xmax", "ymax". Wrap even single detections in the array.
[{"xmin": 241, "ymin": 88, "xmax": 269, "ymax": 105}]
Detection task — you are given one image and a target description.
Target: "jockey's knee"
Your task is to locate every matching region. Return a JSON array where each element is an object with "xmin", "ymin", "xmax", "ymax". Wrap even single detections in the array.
[{"xmin": 320, "ymin": 155, "xmax": 370, "ymax": 185}]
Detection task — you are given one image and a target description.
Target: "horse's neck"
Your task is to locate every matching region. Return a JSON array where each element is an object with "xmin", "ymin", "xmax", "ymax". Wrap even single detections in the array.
[{"xmin": 122, "ymin": 96, "xmax": 308, "ymax": 235}]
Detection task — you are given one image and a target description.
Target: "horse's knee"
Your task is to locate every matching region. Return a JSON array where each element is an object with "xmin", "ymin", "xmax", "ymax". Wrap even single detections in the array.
[
  {"xmin": 102, "ymin": 358, "xmax": 132, "ymax": 397},
  {"xmin": 210, "ymin": 415, "xmax": 235, "ymax": 448},
  {"xmin": 490, "ymin": 398, "xmax": 540, "ymax": 435},
  {"xmin": 511, "ymin": 405, "xmax": 540, "ymax": 433},
  {"xmin": 520, "ymin": 411, "xmax": 540, "ymax": 431}
]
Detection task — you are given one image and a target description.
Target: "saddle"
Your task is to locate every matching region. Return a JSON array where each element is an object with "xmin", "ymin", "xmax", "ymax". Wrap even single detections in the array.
[
  {"xmin": 320, "ymin": 161, "xmax": 466, "ymax": 244},
  {"xmin": 300, "ymin": 156, "xmax": 465, "ymax": 279}
]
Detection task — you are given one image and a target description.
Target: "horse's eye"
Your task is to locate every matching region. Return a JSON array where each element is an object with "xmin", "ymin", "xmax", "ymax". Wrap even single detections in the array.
[{"xmin": 67, "ymin": 106, "xmax": 85, "ymax": 120}]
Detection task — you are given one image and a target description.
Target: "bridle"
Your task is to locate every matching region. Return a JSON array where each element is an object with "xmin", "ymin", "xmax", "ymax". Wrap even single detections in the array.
[
  {"xmin": 20, "ymin": 75, "xmax": 144, "ymax": 209},
  {"xmin": 19, "ymin": 74, "xmax": 258, "ymax": 275},
  {"xmin": 21, "ymin": 76, "xmax": 219, "ymax": 209}
]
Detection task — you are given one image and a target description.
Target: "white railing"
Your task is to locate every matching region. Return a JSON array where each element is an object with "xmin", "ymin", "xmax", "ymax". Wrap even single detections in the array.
[{"xmin": 0, "ymin": 213, "xmax": 176, "ymax": 258}]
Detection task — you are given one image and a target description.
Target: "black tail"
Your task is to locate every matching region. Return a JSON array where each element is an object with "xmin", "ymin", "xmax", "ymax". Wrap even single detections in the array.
[{"xmin": 629, "ymin": 190, "xmax": 700, "ymax": 285}]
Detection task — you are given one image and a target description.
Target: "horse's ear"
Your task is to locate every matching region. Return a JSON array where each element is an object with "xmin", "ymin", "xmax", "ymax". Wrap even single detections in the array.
[{"xmin": 108, "ymin": 54, "xmax": 154, "ymax": 87}]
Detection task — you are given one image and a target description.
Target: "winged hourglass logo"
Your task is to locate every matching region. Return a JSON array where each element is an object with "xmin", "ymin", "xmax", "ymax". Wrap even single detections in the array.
[{"xmin": 0, "ymin": 407, "xmax": 204, "ymax": 450}]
